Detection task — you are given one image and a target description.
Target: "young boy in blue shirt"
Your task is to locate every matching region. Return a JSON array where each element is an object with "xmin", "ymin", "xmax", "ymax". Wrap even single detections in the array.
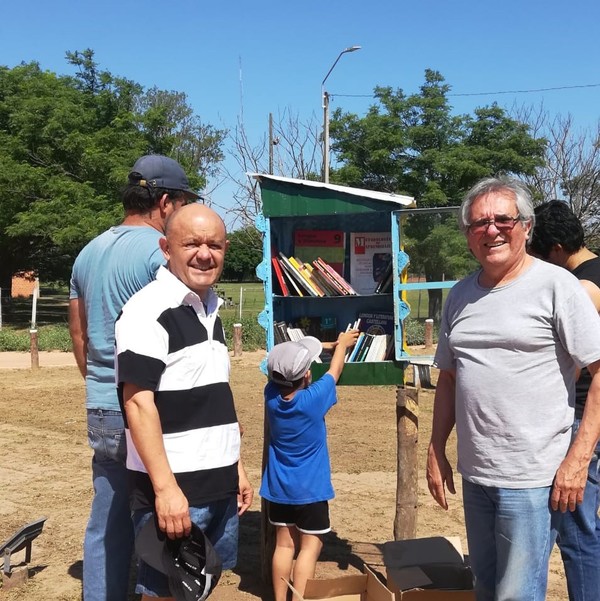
[{"xmin": 260, "ymin": 330, "xmax": 359, "ymax": 601}]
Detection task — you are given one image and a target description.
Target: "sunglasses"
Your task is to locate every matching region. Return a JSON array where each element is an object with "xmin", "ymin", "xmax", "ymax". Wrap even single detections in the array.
[{"xmin": 467, "ymin": 215, "xmax": 522, "ymax": 235}]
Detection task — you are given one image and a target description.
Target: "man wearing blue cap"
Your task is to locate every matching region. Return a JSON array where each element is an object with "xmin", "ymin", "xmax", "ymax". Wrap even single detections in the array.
[{"xmin": 69, "ymin": 154, "xmax": 199, "ymax": 601}]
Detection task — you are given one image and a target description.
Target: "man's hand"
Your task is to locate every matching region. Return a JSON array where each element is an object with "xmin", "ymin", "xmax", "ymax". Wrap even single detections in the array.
[
  {"xmin": 154, "ymin": 483, "xmax": 191, "ymax": 539},
  {"xmin": 551, "ymin": 454, "xmax": 588, "ymax": 512},
  {"xmin": 237, "ymin": 461, "xmax": 254, "ymax": 516},
  {"xmin": 426, "ymin": 443, "xmax": 456, "ymax": 510}
]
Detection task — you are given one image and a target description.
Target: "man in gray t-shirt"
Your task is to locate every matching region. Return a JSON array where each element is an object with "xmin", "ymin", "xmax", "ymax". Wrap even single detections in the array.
[{"xmin": 426, "ymin": 177, "xmax": 600, "ymax": 601}]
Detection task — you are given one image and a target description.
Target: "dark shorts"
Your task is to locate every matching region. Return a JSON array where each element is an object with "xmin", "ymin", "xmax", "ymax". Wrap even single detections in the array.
[{"xmin": 267, "ymin": 500, "xmax": 331, "ymax": 534}]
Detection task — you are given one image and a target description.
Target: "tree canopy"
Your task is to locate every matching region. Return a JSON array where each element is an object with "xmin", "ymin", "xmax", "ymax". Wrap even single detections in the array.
[
  {"xmin": 222, "ymin": 225, "xmax": 262, "ymax": 282},
  {"xmin": 329, "ymin": 69, "xmax": 547, "ymax": 319},
  {"xmin": 0, "ymin": 49, "xmax": 226, "ymax": 295}
]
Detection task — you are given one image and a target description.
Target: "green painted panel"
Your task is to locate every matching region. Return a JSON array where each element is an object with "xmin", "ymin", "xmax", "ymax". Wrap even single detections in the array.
[
  {"xmin": 261, "ymin": 180, "xmax": 393, "ymax": 217},
  {"xmin": 310, "ymin": 360, "xmax": 405, "ymax": 386}
]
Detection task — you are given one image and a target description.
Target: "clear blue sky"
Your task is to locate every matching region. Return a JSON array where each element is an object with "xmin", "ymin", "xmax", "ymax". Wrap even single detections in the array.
[{"xmin": 2, "ymin": 0, "xmax": 599, "ymax": 226}]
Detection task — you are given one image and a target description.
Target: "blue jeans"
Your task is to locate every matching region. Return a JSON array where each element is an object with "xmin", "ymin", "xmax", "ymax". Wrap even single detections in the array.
[
  {"xmin": 556, "ymin": 420, "xmax": 600, "ymax": 601},
  {"xmin": 83, "ymin": 409, "xmax": 134, "ymax": 601},
  {"xmin": 132, "ymin": 496, "xmax": 239, "ymax": 598},
  {"xmin": 462, "ymin": 478, "xmax": 561, "ymax": 601}
]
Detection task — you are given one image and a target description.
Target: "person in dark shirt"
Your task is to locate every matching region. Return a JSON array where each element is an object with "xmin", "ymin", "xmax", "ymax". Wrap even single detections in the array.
[{"xmin": 530, "ymin": 199, "xmax": 600, "ymax": 601}]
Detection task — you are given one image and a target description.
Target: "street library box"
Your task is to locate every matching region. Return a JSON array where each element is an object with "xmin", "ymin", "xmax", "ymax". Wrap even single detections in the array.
[{"xmin": 253, "ymin": 174, "xmax": 416, "ymax": 386}]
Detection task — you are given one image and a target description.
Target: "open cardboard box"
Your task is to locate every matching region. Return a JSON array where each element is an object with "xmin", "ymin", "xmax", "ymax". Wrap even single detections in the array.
[
  {"xmin": 288, "ymin": 563, "xmax": 394, "ymax": 601},
  {"xmin": 383, "ymin": 536, "xmax": 476, "ymax": 600}
]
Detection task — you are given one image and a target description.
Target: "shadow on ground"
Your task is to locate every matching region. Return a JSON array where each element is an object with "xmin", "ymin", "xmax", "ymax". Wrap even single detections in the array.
[{"xmin": 233, "ymin": 509, "xmax": 376, "ymax": 600}]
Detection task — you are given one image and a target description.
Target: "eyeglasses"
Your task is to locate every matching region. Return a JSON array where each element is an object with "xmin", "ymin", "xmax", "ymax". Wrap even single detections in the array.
[{"xmin": 467, "ymin": 215, "xmax": 522, "ymax": 235}]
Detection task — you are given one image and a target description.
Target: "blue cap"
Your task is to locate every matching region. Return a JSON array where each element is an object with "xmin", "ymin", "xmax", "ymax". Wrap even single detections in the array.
[{"xmin": 130, "ymin": 155, "xmax": 200, "ymax": 199}]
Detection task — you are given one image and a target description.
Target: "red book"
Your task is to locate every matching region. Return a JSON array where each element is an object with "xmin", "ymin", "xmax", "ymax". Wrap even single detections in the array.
[{"xmin": 271, "ymin": 257, "xmax": 289, "ymax": 296}]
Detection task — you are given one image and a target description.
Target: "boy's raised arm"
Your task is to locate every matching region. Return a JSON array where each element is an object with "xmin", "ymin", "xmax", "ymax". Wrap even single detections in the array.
[{"xmin": 326, "ymin": 330, "xmax": 360, "ymax": 383}]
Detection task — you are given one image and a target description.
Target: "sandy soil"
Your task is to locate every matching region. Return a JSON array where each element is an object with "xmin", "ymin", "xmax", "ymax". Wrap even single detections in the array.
[{"xmin": 0, "ymin": 350, "xmax": 567, "ymax": 600}]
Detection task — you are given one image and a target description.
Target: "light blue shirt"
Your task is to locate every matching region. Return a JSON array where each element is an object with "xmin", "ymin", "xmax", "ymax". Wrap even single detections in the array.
[{"xmin": 69, "ymin": 225, "xmax": 165, "ymax": 410}]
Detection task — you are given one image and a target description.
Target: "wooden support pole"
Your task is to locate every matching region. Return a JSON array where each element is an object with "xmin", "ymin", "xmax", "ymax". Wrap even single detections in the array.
[
  {"xmin": 233, "ymin": 323, "xmax": 242, "ymax": 357},
  {"xmin": 30, "ymin": 330, "xmax": 39, "ymax": 370},
  {"xmin": 424, "ymin": 318, "xmax": 433, "ymax": 350},
  {"xmin": 394, "ymin": 386, "xmax": 419, "ymax": 540}
]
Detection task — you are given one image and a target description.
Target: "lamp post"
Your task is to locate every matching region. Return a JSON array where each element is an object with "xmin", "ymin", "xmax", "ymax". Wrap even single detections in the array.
[{"xmin": 321, "ymin": 45, "xmax": 361, "ymax": 183}]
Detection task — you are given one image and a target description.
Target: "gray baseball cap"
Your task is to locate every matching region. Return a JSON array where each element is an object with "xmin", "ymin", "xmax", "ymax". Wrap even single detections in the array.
[
  {"xmin": 267, "ymin": 337, "xmax": 323, "ymax": 387},
  {"xmin": 129, "ymin": 154, "xmax": 200, "ymax": 200}
]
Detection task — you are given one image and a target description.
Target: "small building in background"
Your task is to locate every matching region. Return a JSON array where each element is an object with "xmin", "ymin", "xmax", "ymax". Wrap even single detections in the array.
[{"xmin": 11, "ymin": 272, "xmax": 39, "ymax": 298}]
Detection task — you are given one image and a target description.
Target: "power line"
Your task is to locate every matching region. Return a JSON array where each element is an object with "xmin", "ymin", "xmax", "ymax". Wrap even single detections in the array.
[
  {"xmin": 332, "ymin": 82, "xmax": 600, "ymax": 101},
  {"xmin": 451, "ymin": 83, "xmax": 600, "ymax": 97}
]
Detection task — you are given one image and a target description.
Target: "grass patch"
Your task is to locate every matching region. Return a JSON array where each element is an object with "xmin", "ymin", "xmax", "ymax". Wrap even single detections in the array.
[
  {"xmin": 0, "ymin": 325, "xmax": 72, "ymax": 352},
  {"xmin": 0, "ymin": 320, "xmax": 265, "ymax": 353}
]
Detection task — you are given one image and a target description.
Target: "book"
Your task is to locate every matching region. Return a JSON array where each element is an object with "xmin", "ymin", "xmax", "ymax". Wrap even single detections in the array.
[
  {"xmin": 357, "ymin": 311, "xmax": 395, "ymax": 336},
  {"xmin": 347, "ymin": 332, "xmax": 367, "ymax": 362},
  {"xmin": 294, "ymin": 315, "xmax": 338, "ymax": 342},
  {"xmin": 279, "ymin": 253, "xmax": 316, "ymax": 296},
  {"xmin": 356, "ymin": 333, "xmax": 375, "ymax": 362},
  {"xmin": 306, "ymin": 264, "xmax": 339, "ymax": 296},
  {"xmin": 294, "ymin": 230, "xmax": 346, "ymax": 276},
  {"xmin": 315, "ymin": 257, "xmax": 357, "ymax": 295},
  {"xmin": 374, "ymin": 260, "xmax": 393, "ymax": 294},
  {"xmin": 274, "ymin": 321, "xmax": 292, "ymax": 344},
  {"xmin": 276, "ymin": 257, "xmax": 304, "ymax": 297},
  {"xmin": 350, "ymin": 232, "xmax": 392, "ymax": 294},
  {"xmin": 289, "ymin": 256, "xmax": 325, "ymax": 297},
  {"xmin": 271, "ymin": 257, "xmax": 289, "ymax": 296},
  {"xmin": 345, "ymin": 312, "xmax": 395, "ymax": 362},
  {"xmin": 364, "ymin": 335, "xmax": 387, "ymax": 362},
  {"xmin": 312, "ymin": 259, "xmax": 349, "ymax": 296}
]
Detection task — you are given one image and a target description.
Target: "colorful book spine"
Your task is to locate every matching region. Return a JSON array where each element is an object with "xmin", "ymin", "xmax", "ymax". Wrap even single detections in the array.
[
  {"xmin": 289, "ymin": 256, "xmax": 324, "ymax": 297},
  {"xmin": 316, "ymin": 257, "xmax": 357, "ymax": 295},
  {"xmin": 279, "ymin": 253, "xmax": 317, "ymax": 296},
  {"xmin": 276, "ymin": 257, "xmax": 304, "ymax": 297},
  {"xmin": 306, "ymin": 264, "xmax": 339, "ymax": 296},
  {"xmin": 271, "ymin": 257, "xmax": 289, "ymax": 296}
]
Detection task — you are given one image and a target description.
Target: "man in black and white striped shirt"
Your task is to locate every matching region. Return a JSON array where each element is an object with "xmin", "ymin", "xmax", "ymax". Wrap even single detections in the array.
[{"xmin": 115, "ymin": 203, "xmax": 253, "ymax": 600}]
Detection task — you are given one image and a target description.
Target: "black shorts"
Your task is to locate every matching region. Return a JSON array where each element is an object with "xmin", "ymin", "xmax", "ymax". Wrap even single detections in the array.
[{"xmin": 267, "ymin": 500, "xmax": 331, "ymax": 534}]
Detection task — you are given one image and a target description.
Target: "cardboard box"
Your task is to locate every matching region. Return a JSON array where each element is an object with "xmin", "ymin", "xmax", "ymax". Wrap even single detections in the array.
[
  {"xmin": 383, "ymin": 536, "xmax": 476, "ymax": 600},
  {"xmin": 290, "ymin": 563, "xmax": 394, "ymax": 601}
]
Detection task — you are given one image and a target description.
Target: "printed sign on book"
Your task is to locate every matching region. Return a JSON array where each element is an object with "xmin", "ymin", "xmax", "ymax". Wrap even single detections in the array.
[
  {"xmin": 350, "ymin": 232, "xmax": 392, "ymax": 294},
  {"xmin": 294, "ymin": 230, "xmax": 346, "ymax": 276}
]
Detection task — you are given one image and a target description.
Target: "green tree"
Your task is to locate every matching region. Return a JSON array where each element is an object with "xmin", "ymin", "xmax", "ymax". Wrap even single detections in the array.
[
  {"xmin": 0, "ymin": 50, "xmax": 226, "ymax": 299},
  {"xmin": 330, "ymin": 69, "xmax": 546, "ymax": 320},
  {"xmin": 222, "ymin": 225, "xmax": 262, "ymax": 282}
]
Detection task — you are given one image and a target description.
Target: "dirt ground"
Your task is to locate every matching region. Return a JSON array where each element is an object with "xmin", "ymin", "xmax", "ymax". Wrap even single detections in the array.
[{"xmin": 0, "ymin": 350, "xmax": 568, "ymax": 600}]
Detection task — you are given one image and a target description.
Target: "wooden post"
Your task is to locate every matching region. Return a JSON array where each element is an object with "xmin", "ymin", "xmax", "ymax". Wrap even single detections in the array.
[
  {"xmin": 30, "ymin": 330, "xmax": 39, "ymax": 370},
  {"xmin": 233, "ymin": 323, "xmax": 242, "ymax": 357},
  {"xmin": 424, "ymin": 318, "xmax": 434, "ymax": 349},
  {"xmin": 394, "ymin": 386, "xmax": 419, "ymax": 540}
]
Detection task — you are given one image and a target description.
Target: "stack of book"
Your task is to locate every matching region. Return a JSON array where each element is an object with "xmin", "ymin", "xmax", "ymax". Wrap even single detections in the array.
[
  {"xmin": 346, "ymin": 332, "xmax": 394, "ymax": 363},
  {"xmin": 272, "ymin": 313, "xmax": 395, "ymax": 364},
  {"xmin": 345, "ymin": 312, "xmax": 395, "ymax": 363},
  {"xmin": 272, "ymin": 252, "xmax": 357, "ymax": 297}
]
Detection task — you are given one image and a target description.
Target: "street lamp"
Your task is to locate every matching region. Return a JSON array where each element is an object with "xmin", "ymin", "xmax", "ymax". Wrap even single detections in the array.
[{"xmin": 321, "ymin": 45, "xmax": 361, "ymax": 183}]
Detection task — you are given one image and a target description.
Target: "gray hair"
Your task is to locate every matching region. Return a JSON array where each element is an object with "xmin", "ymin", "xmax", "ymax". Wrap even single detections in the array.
[{"xmin": 458, "ymin": 176, "xmax": 535, "ymax": 233}]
